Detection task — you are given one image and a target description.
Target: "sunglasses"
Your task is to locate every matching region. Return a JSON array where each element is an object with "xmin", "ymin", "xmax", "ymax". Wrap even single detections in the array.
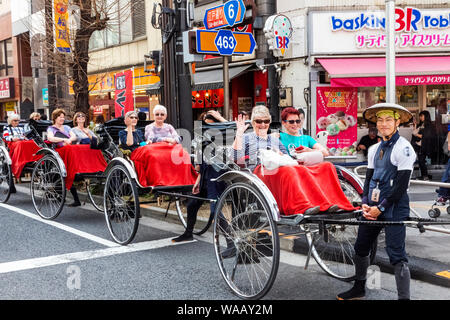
[
  {"xmin": 12, "ymin": 120, "xmax": 19, "ymax": 122},
  {"xmin": 284, "ymin": 120, "xmax": 301, "ymax": 124},
  {"xmin": 254, "ymin": 119, "xmax": 270, "ymax": 124},
  {"xmin": 77, "ymin": 115, "xmax": 85, "ymax": 118},
  {"xmin": 129, "ymin": 116, "xmax": 138, "ymax": 119},
  {"xmin": 155, "ymin": 113, "xmax": 165, "ymax": 116}
]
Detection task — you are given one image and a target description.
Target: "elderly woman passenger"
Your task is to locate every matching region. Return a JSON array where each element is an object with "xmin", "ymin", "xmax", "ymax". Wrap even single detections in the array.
[
  {"xmin": 145, "ymin": 105, "xmax": 181, "ymax": 145},
  {"xmin": 70, "ymin": 112, "xmax": 96, "ymax": 145},
  {"xmin": 3, "ymin": 114, "xmax": 26, "ymax": 142},
  {"xmin": 119, "ymin": 110, "xmax": 146, "ymax": 152},
  {"xmin": 233, "ymin": 105, "xmax": 288, "ymax": 170},
  {"xmin": 47, "ymin": 108, "xmax": 77, "ymax": 148}
]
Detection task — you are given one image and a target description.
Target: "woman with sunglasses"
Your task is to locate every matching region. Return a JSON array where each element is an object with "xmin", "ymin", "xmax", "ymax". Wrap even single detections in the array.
[
  {"xmin": 233, "ymin": 105, "xmax": 288, "ymax": 170},
  {"xmin": 279, "ymin": 107, "xmax": 329, "ymax": 157},
  {"xmin": 3, "ymin": 114, "xmax": 26, "ymax": 142},
  {"xmin": 145, "ymin": 105, "xmax": 181, "ymax": 145},
  {"xmin": 119, "ymin": 111, "xmax": 146, "ymax": 152},
  {"xmin": 70, "ymin": 112, "xmax": 96, "ymax": 145}
]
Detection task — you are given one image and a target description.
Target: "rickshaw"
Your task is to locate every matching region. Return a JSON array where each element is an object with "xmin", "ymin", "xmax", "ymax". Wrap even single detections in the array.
[
  {"xmin": 192, "ymin": 122, "xmax": 450, "ymax": 299},
  {"xmin": 0, "ymin": 120, "xmax": 47, "ymax": 203},
  {"xmin": 25, "ymin": 120, "xmax": 119, "ymax": 220}
]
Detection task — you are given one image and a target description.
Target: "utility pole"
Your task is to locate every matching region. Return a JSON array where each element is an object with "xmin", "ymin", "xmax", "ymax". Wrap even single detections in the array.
[
  {"xmin": 45, "ymin": 0, "xmax": 57, "ymax": 114},
  {"xmin": 386, "ymin": 0, "xmax": 396, "ymax": 104},
  {"xmin": 175, "ymin": 0, "xmax": 193, "ymax": 133}
]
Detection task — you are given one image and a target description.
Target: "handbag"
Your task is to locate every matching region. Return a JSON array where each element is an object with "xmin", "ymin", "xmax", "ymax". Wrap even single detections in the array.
[
  {"xmin": 292, "ymin": 150, "xmax": 324, "ymax": 166},
  {"xmin": 258, "ymin": 148, "xmax": 298, "ymax": 172}
]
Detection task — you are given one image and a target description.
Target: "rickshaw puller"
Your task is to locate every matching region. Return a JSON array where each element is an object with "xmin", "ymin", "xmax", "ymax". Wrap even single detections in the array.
[{"xmin": 337, "ymin": 103, "xmax": 416, "ymax": 300}]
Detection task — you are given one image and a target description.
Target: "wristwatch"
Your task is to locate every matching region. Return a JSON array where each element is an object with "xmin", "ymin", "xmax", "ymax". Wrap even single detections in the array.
[{"xmin": 377, "ymin": 205, "xmax": 385, "ymax": 213}]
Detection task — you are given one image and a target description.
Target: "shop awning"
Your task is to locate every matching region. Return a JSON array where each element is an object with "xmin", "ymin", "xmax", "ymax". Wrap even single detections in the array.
[
  {"xmin": 317, "ymin": 56, "xmax": 450, "ymax": 87},
  {"xmin": 192, "ymin": 65, "xmax": 252, "ymax": 91},
  {"xmin": 146, "ymin": 82, "xmax": 161, "ymax": 95}
]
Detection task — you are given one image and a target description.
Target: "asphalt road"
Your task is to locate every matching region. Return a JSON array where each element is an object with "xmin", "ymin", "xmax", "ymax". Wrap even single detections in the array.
[{"xmin": 0, "ymin": 185, "xmax": 449, "ymax": 303}]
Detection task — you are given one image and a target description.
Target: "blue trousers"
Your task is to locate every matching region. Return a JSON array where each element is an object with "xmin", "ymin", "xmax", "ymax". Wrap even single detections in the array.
[{"xmin": 438, "ymin": 158, "xmax": 450, "ymax": 198}]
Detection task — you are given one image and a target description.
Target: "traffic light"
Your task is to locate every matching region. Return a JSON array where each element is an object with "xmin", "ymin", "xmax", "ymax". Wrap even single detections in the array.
[{"xmin": 144, "ymin": 50, "xmax": 161, "ymax": 74}]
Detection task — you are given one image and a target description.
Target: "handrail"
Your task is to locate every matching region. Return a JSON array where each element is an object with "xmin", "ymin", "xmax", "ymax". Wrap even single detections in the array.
[{"xmin": 354, "ymin": 165, "xmax": 450, "ymax": 189}]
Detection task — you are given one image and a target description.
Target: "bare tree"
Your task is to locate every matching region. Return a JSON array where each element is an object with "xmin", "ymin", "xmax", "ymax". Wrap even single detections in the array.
[{"xmin": 28, "ymin": 0, "xmax": 137, "ymax": 114}]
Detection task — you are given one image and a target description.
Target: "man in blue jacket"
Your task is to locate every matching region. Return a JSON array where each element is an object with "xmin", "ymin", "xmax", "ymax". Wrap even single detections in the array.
[{"xmin": 337, "ymin": 103, "xmax": 416, "ymax": 300}]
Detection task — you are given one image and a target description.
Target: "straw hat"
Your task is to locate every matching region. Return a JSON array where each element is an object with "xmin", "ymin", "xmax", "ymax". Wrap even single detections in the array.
[{"xmin": 363, "ymin": 103, "xmax": 412, "ymax": 124}]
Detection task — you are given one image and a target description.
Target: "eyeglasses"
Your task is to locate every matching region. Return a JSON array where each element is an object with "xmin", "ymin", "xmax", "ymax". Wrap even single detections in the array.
[
  {"xmin": 155, "ymin": 113, "xmax": 165, "ymax": 116},
  {"xmin": 283, "ymin": 120, "xmax": 301, "ymax": 124},
  {"xmin": 254, "ymin": 119, "xmax": 270, "ymax": 124},
  {"xmin": 12, "ymin": 120, "xmax": 19, "ymax": 122},
  {"xmin": 129, "ymin": 116, "xmax": 138, "ymax": 119},
  {"xmin": 77, "ymin": 115, "xmax": 85, "ymax": 118}
]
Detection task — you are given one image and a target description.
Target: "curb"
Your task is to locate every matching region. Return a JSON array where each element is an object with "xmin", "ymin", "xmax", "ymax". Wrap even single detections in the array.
[{"xmin": 290, "ymin": 236, "xmax": 450, "ymax": 288}]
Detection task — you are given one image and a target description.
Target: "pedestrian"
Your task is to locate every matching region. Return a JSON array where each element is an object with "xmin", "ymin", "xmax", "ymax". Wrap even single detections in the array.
[
  {"xmin": 337, "ymin": 103, "xmax": 416, "ymax": 300},
  {"xmin": 357, "ymin": 127, "xmax": 381, "ymax": 158},
  {"xmin": 94, "ymin": 114, "xmax": 105, "ymax": 129},
  {"xmin": 411, "ymin": 110, "xmax": 436, "ymax": 180}
]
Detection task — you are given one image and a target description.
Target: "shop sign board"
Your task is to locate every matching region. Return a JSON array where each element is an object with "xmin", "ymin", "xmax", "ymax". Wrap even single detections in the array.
[
  {"xmin": 316, "ymin": 87, "xmax": 358, "ymax": 152},
  {"xmin": 196, "ymin": 29, "xmax": 256, "ymax": 55},
  {"xmin": 310, "ymin": 8, "xmax": 450, "ymax": 55},
  {"xmin": 114, "ymin": 69, "xmax": 134, "ymax": 118},
  {"xmin": 0, "ymin": 78, "xmax": 14, "ymax": 99},
  {"xmin": 204, "ymin": 0, "xmax": 245, "ymax": 30},
  {"xmin": 42, "ymin": 88, "xmax": 49, "ymax": 106},
  {"xmin": 54, "ymin": 0, "xmax": 71, "ymax": 53}
]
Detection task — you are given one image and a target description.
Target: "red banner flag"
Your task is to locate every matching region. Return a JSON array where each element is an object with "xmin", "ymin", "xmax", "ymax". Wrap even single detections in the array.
[{"xmin": 114, "ymin": 70, "xmax": 134, "ymax": 117}]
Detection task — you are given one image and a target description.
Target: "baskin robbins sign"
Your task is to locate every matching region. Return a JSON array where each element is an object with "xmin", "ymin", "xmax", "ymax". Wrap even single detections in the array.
[{"xmin": 309, "ymin": 7, "xmax": 450, "ymax": 55}]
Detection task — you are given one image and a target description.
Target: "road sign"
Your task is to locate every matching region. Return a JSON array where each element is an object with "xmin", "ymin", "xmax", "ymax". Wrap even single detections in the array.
[
  {"xmin": 203, "ymin": 0, "xmax": 245, "ymax": 30},
  {"xmin": 214, "ymin": 30, "xmax": 236, "ymax": 55},
  {"xmin": 196, "ymin": 29, "xmax": 256, "ymax": 56}
]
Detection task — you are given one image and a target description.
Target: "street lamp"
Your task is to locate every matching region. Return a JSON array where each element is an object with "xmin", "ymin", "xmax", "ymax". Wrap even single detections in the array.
[{"xmin": 386, "ymin": 0, "xmax": 396, "ymax": 104}]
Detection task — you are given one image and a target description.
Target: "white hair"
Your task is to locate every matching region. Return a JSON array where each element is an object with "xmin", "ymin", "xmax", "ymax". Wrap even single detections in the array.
[
  {"xmin": 7, "ymin": 114, "xmax": 20, "ymax": 125},
  {"xmin": 251, "ymin": 106, "xmax": 271, "ymax": 122},
  {"xmin": 124, "ymin": 110, "xmax": 138, "ymax": 119},
  {"xmin": 153, "ymin": 105, "xmax": 167, "ymax": 115}
]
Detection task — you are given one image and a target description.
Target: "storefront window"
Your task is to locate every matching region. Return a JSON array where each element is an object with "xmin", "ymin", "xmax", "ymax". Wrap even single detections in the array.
[{"xmin": 357, "ymin": 86, "xmax": 419, "ymax": 126}]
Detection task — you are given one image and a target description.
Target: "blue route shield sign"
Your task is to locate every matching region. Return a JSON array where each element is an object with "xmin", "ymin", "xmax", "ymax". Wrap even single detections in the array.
[{"xmin": 214, "ymin": 29, "xmax": 236, "ymax": 55}]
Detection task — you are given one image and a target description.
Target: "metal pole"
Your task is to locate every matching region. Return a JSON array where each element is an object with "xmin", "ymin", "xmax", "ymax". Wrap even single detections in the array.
[
  {"xmin": 385, "ymin": 0, "xmax": 396, "ymax": 104},
  {"xmin": 223, "ymin": 56, "xmax": 230, "ymax": 120}
]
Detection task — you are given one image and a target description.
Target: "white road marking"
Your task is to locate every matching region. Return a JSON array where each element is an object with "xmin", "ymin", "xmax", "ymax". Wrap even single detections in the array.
[
  {"xmin": 0, "ymin": 202, "xmax": 118, "ymax": 248},
  {"xmin": 0, "ymin": 237, "xmax": 195, "ymax": 274}
]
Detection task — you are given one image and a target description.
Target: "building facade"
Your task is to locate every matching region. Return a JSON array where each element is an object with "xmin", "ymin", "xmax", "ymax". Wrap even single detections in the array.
[
  {"xmin": 86, "ymin": 0, "xmax": 162, "ymax": 121},
  {"xmin": 277, "ymin": 0, "xmax": 450, "ymax": 163},
  {"xmin": 0, "ymin": 0, "xmax": 33, "ymax": 120}
]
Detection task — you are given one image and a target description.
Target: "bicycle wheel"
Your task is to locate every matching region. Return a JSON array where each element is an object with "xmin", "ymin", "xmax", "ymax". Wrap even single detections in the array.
[
  {"xmin": 306, "ymin": 178, "xmax": 376, "ymax": 281},
  {"xmin": 0, "ymin": 148, "xmax": 12, "ymax": 203},
  {"xmin": 175, "ymin": 199, "xmax": 213, "ymax": 235},
  {"xmin": 104, "ymin": 165, "xmax": 139, "ymax": 245},
  {"xmin": 213, "ymin": 182, "xmax": 280, "ymax": 300},
  {"xmin": 86, "ymin": 178, "xmax": 105, "ymax": 212},
  {"xmin": 31, "ymin": 155, "xmax": 66, "ymax": 220}
]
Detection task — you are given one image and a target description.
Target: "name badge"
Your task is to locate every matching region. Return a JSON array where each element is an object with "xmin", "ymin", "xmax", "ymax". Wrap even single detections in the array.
[{"xmin": 371, "ymin": 187, "xmax": 380, "ymax": 202}]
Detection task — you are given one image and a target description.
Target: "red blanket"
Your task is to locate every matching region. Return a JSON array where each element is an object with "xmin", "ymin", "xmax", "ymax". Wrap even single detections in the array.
[
  {"xmin": 131, "ymin": 143, "xmax": 198, "ymax": 187},
  {"xmin": 8, "ymin": 140, "xmax": 42, "ymax": 179},
  {"xmin": 254, "ymin": 162, "xmax": 357, "ymax": 215},
  {"xmin": 56, "ymin": 144, "xmax": 107, "ymax": 190}
]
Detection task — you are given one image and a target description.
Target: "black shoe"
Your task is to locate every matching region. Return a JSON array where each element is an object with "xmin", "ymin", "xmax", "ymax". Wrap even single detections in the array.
[
  {"xmin": 67, "ymin": 201, "xmax": 81, "ymax": 207},
  {"xmin": 221, "ymin": 245, "xmax": 237, "ymax": 259},
  {"xmin": 337, "ymin": 280, "xmax": 366, "ymax": 300},
  {"xmin": 10, "ymin": 185, "xmax": 16, "ymax": 194},
  {"xmin": 172, "ymin": 232, "xmax": 193, "ymax": 243}
]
